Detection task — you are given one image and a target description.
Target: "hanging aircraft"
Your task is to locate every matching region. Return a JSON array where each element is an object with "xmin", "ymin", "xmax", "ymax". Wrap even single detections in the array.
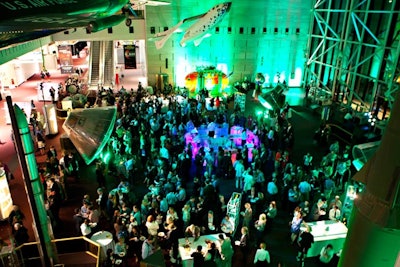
[
  {"xmin": 153, "ymin": 2, "xmax": 232, "ymax": 49},
  {"xmin": 0, "ymin": 0, "xmax": 169, "ymax": 49},
  {"xmin": 124, "ymin": 0, "xmax": 170, "ymax": 26}
]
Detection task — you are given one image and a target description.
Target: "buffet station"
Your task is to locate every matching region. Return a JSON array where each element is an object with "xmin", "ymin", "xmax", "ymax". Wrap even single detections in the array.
[
  {"xmin": 178, "ymin": 234, "xmax": 221, "ymax": 267},
  {"xmin": 302, "ymin": 220, "xmax": 348, "ymax": 257}
]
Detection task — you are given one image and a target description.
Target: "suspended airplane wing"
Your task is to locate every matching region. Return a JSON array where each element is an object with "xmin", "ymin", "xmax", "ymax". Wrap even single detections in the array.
[
  {"xmin": 153, "ymin": 2, "xmax": 232, "ymax": 49},
  {"xmin": 0, "ymin": 0, "xmax": 129, "ymax": 32},
  {"xmin": 0, "ymin": 0, "xmax": 160, "ymax": 49}
]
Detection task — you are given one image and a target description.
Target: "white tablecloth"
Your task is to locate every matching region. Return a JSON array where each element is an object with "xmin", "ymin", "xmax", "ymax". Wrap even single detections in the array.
[
  {"xmin": 302, "ymin": 220, "xmax": 348, "ymax": 257},
  {"xmin": 178, "ymin": 234, "xmax": 221, "ymax": 267},
  {"xmin": 91, "ymin": 231, "xmax": 115, "ymax": 261}
]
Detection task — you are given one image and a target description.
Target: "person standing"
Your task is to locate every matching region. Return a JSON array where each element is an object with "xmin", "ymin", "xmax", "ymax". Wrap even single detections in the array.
[
  {"xmin": 328, "ymin": 205, "xmax": 341, "ymax": 221},
  {"xmin": 253, "ymin": 242, "xmax": 271, "ymax": 266},
  {"xmin": 233, "ymin": 159, "xmax": 245, "ymax": 190},
  {"xmin": 241, "ymin": 202, "xmax": 253, "ymax": 228},
  {"xmin": 220, "ymin": 236, "xmax": 234, "ymax": 267},
  {"xmin": 80, "ymin": 218, "xmax": 92, "ymax": 238},
  {"xmin": 103, "ymin": 248, "xmax": 115, "ymax": 267},
  {"xmin": 47, "ymin": 145, "xmax": 58, "ymax": 160},
  {"xmin": 191, "ymin": 245, "xmax": 205, "ymax": 267},
  {"xmin": 290, "ymin": 212, "xmax": 304, "ymax": 243},
  {"xmin": 266, "ymin": 177, "xmax": 278, "ymax": 201},
  {"xmin": 141, "ymin": 235, "xmax": 156, "ymax": 260},
  {"xmin": 8, "ymin": 205, "xmax": 25, "ymax": 226},
  {"xmin": 296, "ymin": 225, "xmax": 314, "ymax": 262},
  {"xmin": 12, "ymin": 222, "xmax": 29, "ymax": 246},
  {"xmin": 237, "ymin": 226, "xmax": 249, "ymax": 264},
  {"xmin": 298, "ymin": 179, "xmax": 312, "ymax": 202},
  {"xmin": 205, "ymin": 242, "xmax": 221, "ymax": 267},
  {"xmin": 47, "ymin": 178, "xmax": 62, "ymax": 226},
  {"xmin": 95, "ymin": 159, "xmax": 106, "ymax": 188},
  {"xmin": 64, "ymin": 152, "xmax": 79, "ymax": 179},
  {"xmin": 319, "ymin": 244, "xmax": 335, "ymax": 265},
  {"xmin": 49, "ymin": 86, "xmax": 56, "ymax": 103}
]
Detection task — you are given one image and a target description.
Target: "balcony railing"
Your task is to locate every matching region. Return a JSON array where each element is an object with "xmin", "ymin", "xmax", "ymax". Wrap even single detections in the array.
[{"xmin": 0, "ymin": 236, "xmax": 100, "ymax": 267}]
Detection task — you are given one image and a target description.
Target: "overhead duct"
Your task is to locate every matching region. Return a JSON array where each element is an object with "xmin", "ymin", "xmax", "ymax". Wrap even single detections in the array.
[{"xmin": 62, "ymin": 107, "xmax": 116, "ymax": 165}]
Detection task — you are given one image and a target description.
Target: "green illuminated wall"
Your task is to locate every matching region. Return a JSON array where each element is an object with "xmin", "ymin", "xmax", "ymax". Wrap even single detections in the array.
[{"xmin": 145, "ymin": 0, "xmax": 313, "ymax": 87}]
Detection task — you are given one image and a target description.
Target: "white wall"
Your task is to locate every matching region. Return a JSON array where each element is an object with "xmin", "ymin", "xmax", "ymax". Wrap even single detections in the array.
[{"xmin": 0, "ymin": 60, "xmax": 39, "ymax": 88}]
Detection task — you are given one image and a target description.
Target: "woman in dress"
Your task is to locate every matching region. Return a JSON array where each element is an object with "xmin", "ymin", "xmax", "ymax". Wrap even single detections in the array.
[
  {"xmin": 255, "ymin": 213, "xmax": 267, "ymax": 245},
  {"xmin": 290, "ymin": 211, "xmax": 305, "ymax": 243}
]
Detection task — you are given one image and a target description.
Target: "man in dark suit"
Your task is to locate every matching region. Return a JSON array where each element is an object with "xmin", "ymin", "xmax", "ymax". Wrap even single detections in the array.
[
  {"xmin": 47, "ymin": 145, "xmax": 57, "ymax": 159},
  {"xmin": 48, "ymin": 178, "xmax": 61, "ymax": 225},
  {"xmin": 96, "ymin": 187, "xmax": 108, "ymax": 219},
  {"xmin": 64, "ymin": 152, "xmax": 79, "ymax": 178},
  {"xmin": 238, "ymin": 226, "xmax": 249, "ymax": 264}
]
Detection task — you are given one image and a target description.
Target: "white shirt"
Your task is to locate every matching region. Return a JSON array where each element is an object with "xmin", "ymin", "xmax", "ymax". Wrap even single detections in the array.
[
  {"xmin": 80, "ymin": 223, "xmax": 91, "ymax": 236},
  {"xmin": 329, "ymin": 208, "xmax": 341, "ymax": 221},
  {"xmin": 146, "ymin": 221, "xmax": 159, "ymax": 236}
]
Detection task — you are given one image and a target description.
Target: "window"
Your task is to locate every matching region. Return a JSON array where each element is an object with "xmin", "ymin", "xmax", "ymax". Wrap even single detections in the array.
[
  {"xmin": 285, "ymin": 28, "xmax": 289, "ymax": 34},
  {"xmin": 296, "ymin": 28, "xmax": 300, "ymax": 34},
  {"xmin": 227, "ymin": 27, "xmax": 232, "ymax": 34},
  {"xmin": 129, "ymin": 26, "xmax": 134, "ymax": 33},
  {"xmin": 164, "ymin": 26, "xmax": 169, "ymax": 31},
  {"xmin": 239, "ymin": 27, "xmax": 244, "ymax": 34},
  {"xmin": 251, "ymin": 27, "xmax": 256, "ymax": 34},
  {"xmin": 215, "ymin": 27, "xmax": 220, "ymax": 34},
  {"xmin": 274, "ymin": 27, "xmax": 278, "ymax": 34},
  {"xmin": 108, "ymin": 28, "xmax": 113, "ymax": 34},
  {"xmin": 150, "ymin": 27, "xmax": 155, "ymax": 34},
  {"xmin": 262, "ymin": 27, "xmax": 267, "ymax": 34},
  {"xmin": 64, "ymin": 31, "xmax": 69, "ymax": 34}
]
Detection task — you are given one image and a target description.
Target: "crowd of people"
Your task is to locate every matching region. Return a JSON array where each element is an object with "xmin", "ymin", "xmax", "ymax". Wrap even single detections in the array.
[{"xmin": 11, "ymin": 79, "xmax": 358, "ymax": 267}]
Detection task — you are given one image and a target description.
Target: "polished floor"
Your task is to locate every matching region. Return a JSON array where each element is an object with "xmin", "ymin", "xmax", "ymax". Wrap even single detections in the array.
[{"xmin": 0, "ymin": 60, "xmax": 338, "ymax": 267}]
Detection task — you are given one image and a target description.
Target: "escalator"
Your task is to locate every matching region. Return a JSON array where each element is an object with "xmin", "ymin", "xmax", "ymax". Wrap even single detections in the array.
[
  {"xmin": 89, "ymin": 41, "xmax": 101, "ymax": 87},
  {"xmin": 103, "ymin": 41, "xmax": 114, "ymax": 87}
]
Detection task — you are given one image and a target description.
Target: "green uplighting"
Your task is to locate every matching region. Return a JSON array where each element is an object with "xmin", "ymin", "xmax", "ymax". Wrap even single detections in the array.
[{"xmin": 101, "ymin": 151, "xmax": 112, "ymax": 164}]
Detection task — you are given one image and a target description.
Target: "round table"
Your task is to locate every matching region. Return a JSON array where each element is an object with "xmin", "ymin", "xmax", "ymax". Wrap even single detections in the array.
[{"xmin": 91, "ymin": 231, "xmax": 115, "ymax": 261}]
